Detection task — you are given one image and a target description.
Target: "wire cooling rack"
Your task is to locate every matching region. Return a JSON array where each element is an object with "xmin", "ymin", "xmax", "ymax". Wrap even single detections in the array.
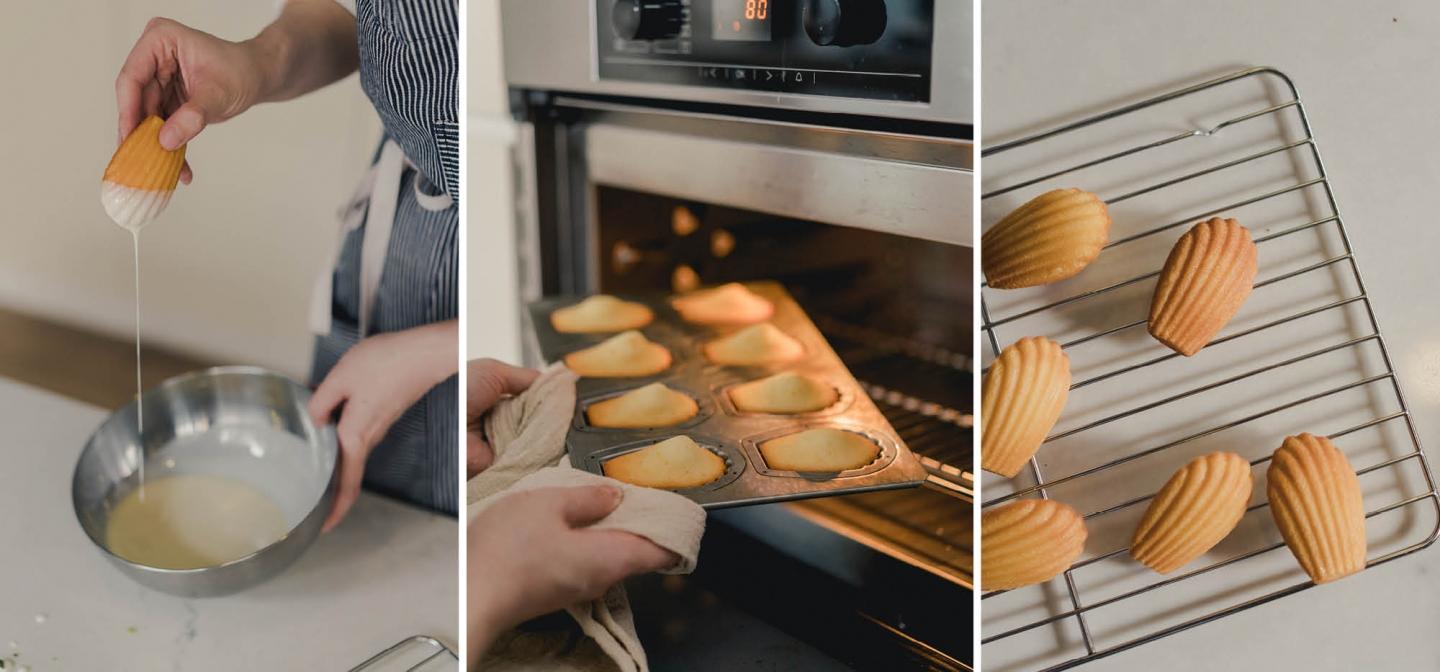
[
  {"xmin": 978, "ymin": 67, "xmax": 1440, "ymax": 671},
  {"xmin": 349, "ymin": 636, "xmax": 457, "ymax": 671}
]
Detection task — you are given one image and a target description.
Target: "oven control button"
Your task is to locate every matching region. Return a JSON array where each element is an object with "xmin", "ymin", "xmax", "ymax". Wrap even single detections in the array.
[
  {"xmin": 612, "ymin": 0, "xmax": 686, "ymax": 41},
  {"xmin": 803, "ymin": 0, "xmax": 887, "ymax": 47}
]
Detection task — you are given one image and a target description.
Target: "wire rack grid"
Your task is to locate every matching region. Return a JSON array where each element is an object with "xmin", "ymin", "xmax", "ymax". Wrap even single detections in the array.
[
  {"xmin": 977, "ymin": 67, "xmax": 1440, "ymax": 671},
  {"xmin": 349, "ymin": 635, "xmax": 457, "ymax": 671}
]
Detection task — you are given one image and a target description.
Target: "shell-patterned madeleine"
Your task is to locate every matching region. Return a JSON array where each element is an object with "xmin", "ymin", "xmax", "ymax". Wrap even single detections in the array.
[
  {"xmin": 1267, "ymin": 433, "xmax": 1366, "ymax": 584},
  {"xmin": 101, "ymin": 115, "xmax": 186, "ymax": 231},
  {"xmin": 982, "ymin": 499, "xmax": 1088, "ymax": 591},
  {"xmin": 1131, "ymin": 452, "xmax": 1253, "ymax": 574},
  {"xmin": 1148, "ymin": 217, "xmax": 1258, "ymax": 356},
  {"xmin": 981, "ymin": 336, "xmax": 1070, "ymax": 478},
  {"xmin": 982, "ymin": 188, "xmax": 1110, "ymax": 289}
]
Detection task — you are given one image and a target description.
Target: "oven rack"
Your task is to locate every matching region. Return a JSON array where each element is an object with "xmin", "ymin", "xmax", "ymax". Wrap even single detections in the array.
[
  {"xmin": 816, "ymin": 314, "xmax": 974, "ymax": 496},
  {"xmin": 789, "ymin": 313, "xmax": 974, "ymax": 585},
  {"xmin": 978, "ymin": 67, "xmax": 1440, "ymax": 670},
  {"xmin": 349, "ymin": 635, "xmax": 457, "ymax": 671}
]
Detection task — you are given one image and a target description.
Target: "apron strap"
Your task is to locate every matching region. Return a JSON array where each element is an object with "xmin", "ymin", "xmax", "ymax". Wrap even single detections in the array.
[
  {"xmin": 358, "ymin": 141, "xmax": 406, "ymax": 336},
  {"xmin": 309, "ymin": 140, "xmax": 403, "ymax": 337},
  {"xmin": 309, "ymin": 140, "xmax": 450, "ymax": 338}
]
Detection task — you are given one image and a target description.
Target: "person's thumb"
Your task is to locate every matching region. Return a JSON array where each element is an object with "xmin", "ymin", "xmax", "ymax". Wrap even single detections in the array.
[
  {"xmin": 557, "ymin": 485, "xmax": 623, "ymax": 528},
  {"xmin": 159, "ymin": 101, "xmax": 207, "ymax": 150}
]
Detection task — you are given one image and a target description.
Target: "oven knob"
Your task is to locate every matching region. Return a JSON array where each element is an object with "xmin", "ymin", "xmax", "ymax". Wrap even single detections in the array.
[
  {"xmin": 803, "ymin": 0, "xmax": 887, "ymax": 47},
  {"xmin": 611, "ymin": 0, "xmax": 685, "ymax": 41}
]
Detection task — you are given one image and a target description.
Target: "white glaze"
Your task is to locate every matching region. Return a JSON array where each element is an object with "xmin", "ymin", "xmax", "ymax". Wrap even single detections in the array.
[{"xmin": 100, "ymin": 181, "xmax": 171, "ymax": 232}]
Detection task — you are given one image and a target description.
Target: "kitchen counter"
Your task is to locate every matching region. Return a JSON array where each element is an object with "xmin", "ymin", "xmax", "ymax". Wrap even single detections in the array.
[
  {"xmin": 984, "ymin": 2, "xmax": 1440, "ymax": 670},
  {"xmin": 0, "ymin": 378, "xmax": 457, "ymax": 670}
]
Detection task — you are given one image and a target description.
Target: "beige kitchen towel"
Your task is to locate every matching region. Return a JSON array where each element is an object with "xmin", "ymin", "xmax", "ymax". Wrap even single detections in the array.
[
  {"xmin": 468, "ymin": 363, "xmax": 707, "ymax": 672},
  {"xmin": 467, "ymin": 363, "xmax": 579, "ymax": 505}
]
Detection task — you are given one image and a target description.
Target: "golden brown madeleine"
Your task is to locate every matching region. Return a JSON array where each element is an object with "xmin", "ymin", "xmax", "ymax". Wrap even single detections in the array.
[
  {"xmin": 602, "ymin": 436, "xmax": 727, "ymax": 489},
  {"xmin": 982, "ymin": 188, "xmax": 1110, "ymax": 289},
  {"xmin": 1131, "ymin": 452, "xmax": 1253, "ymax": 574},
  {"xmin": 551, "ymin": 295, "xmax": 654, "ymax": 333},
  {"xmin": 563, "ymin": 330, "xmax": 672, "ymax": 377},
  {"xmin": 981, "ymin": 336, "xmax": 1070, "ymax": 478},
  {"xmin": 1267, "ymin": 433, "xmax": 1367, "ymax": 584},
  {"xmin": 1148, "ymin": 217, "xmax": 1258, "ymax": 356},
  {"xmin": 728, "ymin": 371, "xmax": 839, "ymax": 414},
  {"xmin": 981, "ymin": 499, "xmax": 1088, "ymax": 591},
  {"xmin": 672, "ymin": 282, "xmax": 774, "ymax": 326},
  {"xmin": 757, "ymin": 428, "xmax": 882, "ymax": 473},
  {"xmin": 703, "ymin": 323, "xmax": 805, "ymax": 366},
  {"xmin": 586, "ymin": 382, "xmax": 699, "ymax": 428}
]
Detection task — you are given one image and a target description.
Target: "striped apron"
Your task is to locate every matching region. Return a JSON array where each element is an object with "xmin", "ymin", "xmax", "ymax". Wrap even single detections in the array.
[{"xmin": 309, "ymin": 0, "xmax": 459, "ymax": 516}]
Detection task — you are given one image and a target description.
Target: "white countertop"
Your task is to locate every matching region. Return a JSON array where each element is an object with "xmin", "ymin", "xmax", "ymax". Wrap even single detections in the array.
[
  {"xmin": 984, "ymin": 2, "xmax": 1440, "ymax": 671},
  {"xmin": 0, "ymin": 378, "xmax": 457, "ymax": 670}
]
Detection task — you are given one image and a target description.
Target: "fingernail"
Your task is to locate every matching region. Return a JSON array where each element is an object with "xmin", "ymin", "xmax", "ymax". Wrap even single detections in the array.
[
  {"xmin": 604, "ymin": 486, "xmax": 623, "ymax": 505},
  {"xmin": 158, "ymin": 127, "xmax": 181, "ymax": 150}
]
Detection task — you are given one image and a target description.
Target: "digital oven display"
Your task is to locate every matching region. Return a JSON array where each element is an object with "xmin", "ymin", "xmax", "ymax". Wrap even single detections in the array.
[{"xmin": 713, "ymin": 0, "xmax": 772, "ymax": 42}]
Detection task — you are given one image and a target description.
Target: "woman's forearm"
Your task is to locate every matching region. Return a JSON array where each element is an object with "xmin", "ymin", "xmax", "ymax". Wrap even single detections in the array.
[
  {"xmin": 248, "ymin": 0, "xmax": 359, "ymax": 104},
  {"xmin": 413, "ymin": 320, "xmax": 461, "ymax": 383}
]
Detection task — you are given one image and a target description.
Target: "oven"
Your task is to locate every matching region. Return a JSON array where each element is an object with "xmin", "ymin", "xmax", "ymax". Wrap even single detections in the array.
[{"xmin": 498, "ymin": 1, "xmax": 972, "ymax": 668}]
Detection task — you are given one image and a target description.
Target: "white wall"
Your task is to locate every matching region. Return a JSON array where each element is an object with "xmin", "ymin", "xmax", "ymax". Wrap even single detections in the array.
[
  {"xmin": 0, "ymin": 1, "xmax": 381, "ymax": 379},
  {"xmin": 465, "ymin": 0, "xmax": 524, "ymax": 364}
]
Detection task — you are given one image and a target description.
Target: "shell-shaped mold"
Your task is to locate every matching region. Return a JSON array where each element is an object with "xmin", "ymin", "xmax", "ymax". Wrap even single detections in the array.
[
  {"xmin": 981, "ymin": 336, "xmax": 1070, "ymax": 478},
  {"xmin": 1131, "ymin": 452, "xmax": 1253, "ymax": 574},
  {"xmin": 1267, "ymin": 433, "xmax": 1367, "ymax": 584},
  {"xmin": 1147, "ymin": 217, "xmax": 1258, "ymax": 356},
  {"xmin": 982, "ymin": 499, "xmax": 1088, "ymax": 591},
  {"xmin": 982, "ymin": 188, "xmax": 1111, "ymax": 289}
]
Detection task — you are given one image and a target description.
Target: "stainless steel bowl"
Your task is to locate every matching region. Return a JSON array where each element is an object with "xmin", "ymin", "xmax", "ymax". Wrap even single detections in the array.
[{"xmin": 72, "ymin": 366, "xmax": 337, "ymax": 597}]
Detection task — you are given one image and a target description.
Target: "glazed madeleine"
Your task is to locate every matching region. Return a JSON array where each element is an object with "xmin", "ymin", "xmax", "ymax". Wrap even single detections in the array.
[
  {"xmin": 1131, "ymin": 452, "xmax": 1253, "ymax": 574},
  {"xmin": 982, "ymin": 188, "xmax": 1110, "ymax": 289},
  {"xmin": 1267, "ymin": 433, "xmax": 1367, "ymax": 584},
  {"xmin": 982, "ymin": 499, "xmax": 1088, "ymax": 591},
  {"xmin": 1148, "ymin": 217, "xmax": 1258, "ymax": 356},
  {"xmin": 981, "ymin": 336, "xmax": 1070, "ymax": 478},
  {"xmin": 101, "ymin": 115, "xmax": 186, "ymax": 231}
]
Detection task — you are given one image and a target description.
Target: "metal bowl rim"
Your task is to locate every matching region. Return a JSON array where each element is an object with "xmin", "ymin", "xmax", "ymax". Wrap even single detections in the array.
[{"xmin": 71, "ymin": 365, "xmax": 339, "ymax": 576}]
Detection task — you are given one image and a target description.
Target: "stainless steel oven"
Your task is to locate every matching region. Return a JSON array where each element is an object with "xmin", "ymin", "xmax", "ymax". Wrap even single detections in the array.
[{"xmin": 499, "ymin": 1, "xmax": 972, "ymax": 668}]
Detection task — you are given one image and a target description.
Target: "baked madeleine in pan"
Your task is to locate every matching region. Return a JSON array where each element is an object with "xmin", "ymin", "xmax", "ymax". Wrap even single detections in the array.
[
  {"xmin": 703, "ymin": 323, "xmax": 804, "ymax": 367},
  {"xmin": 981, "ymin": 336, "xmax": 1070, "ymax": 478},
  {"xmin": 728, "ymin": 372, "xmax": 839, "ymax": 414},
  {"xmin": 672, "ymin": 282, "xmax": 774, "ymax": 326},
  {"xmin": 587, "ymin": 383, "xmax": 699, "ymax": 428},
  {"xmin": 564, "ymin": 330, "xmax": 672, "ymax": 378},
  {"xmin": 551, "ymin": 295, "xmax": 654, "ymax": 333},
  {"xmin": 603, "ymin": 436, "xmax": 726, "ymax": 490},
  {"xmin": 1148, "ymin": 217, "xmax": 1258, "ymax": 357},
  {"xmin": 758, "ymin": 428, "xmax": 881, "ymax": 473},
  {"xmin": 1131, "ymin": 452, "xmax": 1253, "ymax": 574},
  {"xmin": 982, "ymin": 188, "xmax": 1110, "ymax": 289}
]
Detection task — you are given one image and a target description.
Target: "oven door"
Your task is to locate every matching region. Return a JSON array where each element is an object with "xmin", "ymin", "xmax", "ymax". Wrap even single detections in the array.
[{"xmin": 512, "ymin": 99, "xmax": 973, "ymax": 670}]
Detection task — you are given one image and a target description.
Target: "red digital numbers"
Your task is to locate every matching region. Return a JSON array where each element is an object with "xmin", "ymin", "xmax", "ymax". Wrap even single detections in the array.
[{"xmin": 745, "ymin": 0, "xmax": 768, "ymax": 20}]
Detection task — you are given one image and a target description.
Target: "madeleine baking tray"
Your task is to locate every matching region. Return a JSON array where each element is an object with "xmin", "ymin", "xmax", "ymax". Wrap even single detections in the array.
[
  {"xmin": 525, "ymin": 281, "xmax": 928, "ymax": 508},
  {"xmin": 979, "ymin": 67, "xmax": 1439, "ymax": 671}
]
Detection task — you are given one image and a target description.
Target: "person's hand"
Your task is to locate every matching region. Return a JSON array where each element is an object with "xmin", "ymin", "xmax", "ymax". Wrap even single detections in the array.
[
  {"xmin": 466, "ymin": 359, "xmax": 539, "ymax": 478},
  {"xmin": 309, "ymin": 321, "xmax": 458, "ymax": 532},
  {"xmin": 115, "ymin": 18, "xmax": 268, "ymax": 183},
  {"xmin": 467, "ymin": 486, "xmax": 678, "ymax": 667},
  {"xmin": 115, "ymin": 2, "xmax": 360, "ymax": 183}
]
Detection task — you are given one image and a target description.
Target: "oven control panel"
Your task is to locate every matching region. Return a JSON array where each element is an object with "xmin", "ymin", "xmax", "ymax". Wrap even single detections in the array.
[{"xmin": 596, "ymin": 0, "xmax": 934, "ymax": 103}]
